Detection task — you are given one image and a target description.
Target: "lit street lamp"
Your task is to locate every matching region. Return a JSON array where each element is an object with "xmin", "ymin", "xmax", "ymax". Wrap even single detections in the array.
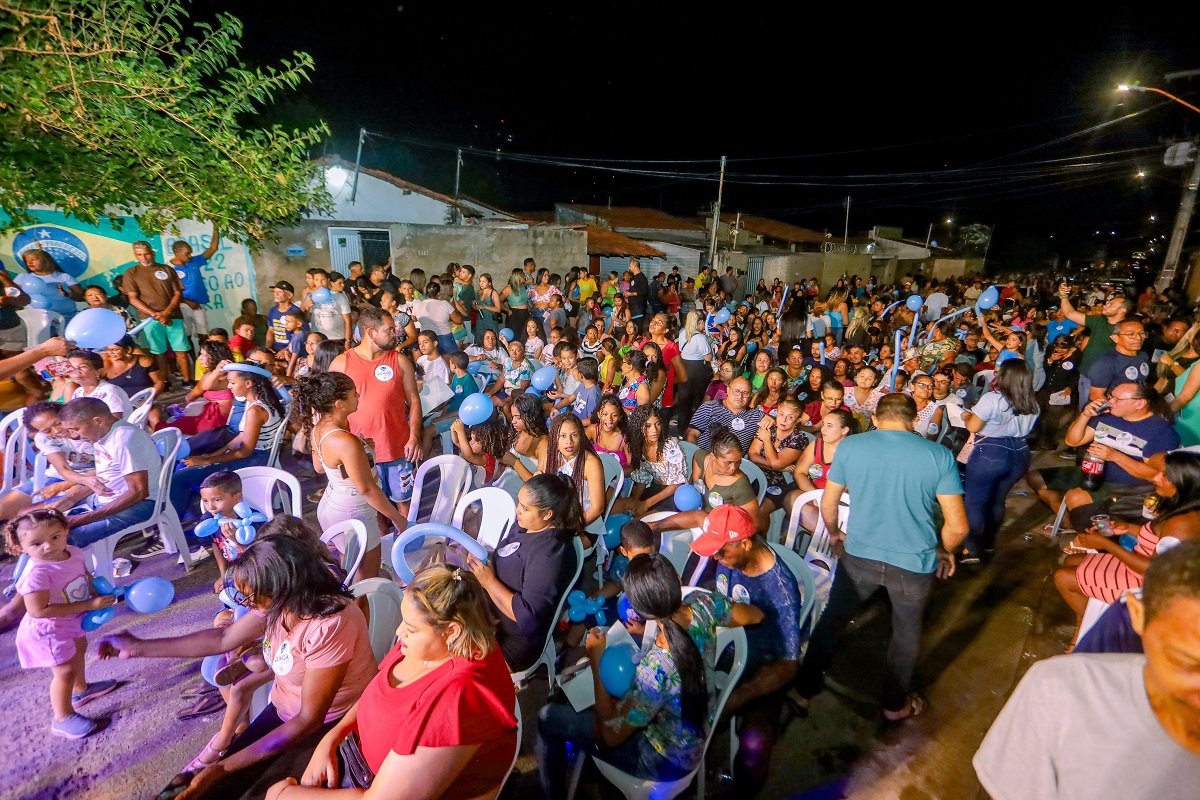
[{"xmin": 1117, "ymin": 84, "xmax": 1200, "ymax": 115}]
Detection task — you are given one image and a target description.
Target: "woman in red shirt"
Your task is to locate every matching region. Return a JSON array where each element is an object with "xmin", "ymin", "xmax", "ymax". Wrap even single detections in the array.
[{"xmin": 271, "ymin": 565, "xmax": 518, "ymax": 799}]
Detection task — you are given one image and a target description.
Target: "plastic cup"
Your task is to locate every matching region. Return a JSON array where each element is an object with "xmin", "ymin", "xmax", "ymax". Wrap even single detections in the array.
[{"xmin": 1090, "ymin": 515, "xmax": 1112, "ymax": 536}]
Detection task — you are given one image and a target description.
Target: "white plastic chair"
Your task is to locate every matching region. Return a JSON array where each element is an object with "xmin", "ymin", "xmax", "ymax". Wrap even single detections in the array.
[
  {"xmin": 82, "ymin": 427, "xmax": 193, "ymax": 579},
  {"xmin": 408, "ymin": 454, "xmax": 474, "ymax": 525},
  {"xmin": 491, "ymin": 466, "xmax": 525, "ymax": 502},
  {"xmin": 678, "ymin": 439, "xmax": 700, "ymax": 473},
  {"xmin": 974, "ymin": 369, "xmax": 994, "ymax": 390},
  {"xmin": 569, "ymin": 627, "xmax": 750, "ymax": 800},
  {"xmin": 0, "ymin": 408, "xmax": 28, "ymax": 495},
  {"xmin": 351, "ymin": 577, "xmax": 406, "ymax": 662},
  {"xmin": 589, "ymin": 452, "xmax": 627, "ymax": 580},
  {"xmin": 511, "ymin": 536, "xmax": 585, "ymax": 687},
  {"xmin": 1076, "ymin": 597, "xmax": 1111, "ymax": 644},
  {"xmin": 783, "ymin": 490, "xmax": 850, "ymax": 558},
  {"xmin": 265, "ymin": 405, "xmax": 292, "ymax": 469},
  {"xmin": 322, "ymin": 519, "xmax": 370, "ymax": 587},
  {"xmin": 126, "ymin": 387, "xmax": 157, "ymax": 428},
  {"xmin": 16, "ymin": 308, "xmax": 65, "ymax": 348},
  {"xmin": 450, "ymin": 487, "xmax": 515, "ymax": 550},
  {"xmin": 234, "ymin": 465, "xmax": 303, "ymax": 517}
]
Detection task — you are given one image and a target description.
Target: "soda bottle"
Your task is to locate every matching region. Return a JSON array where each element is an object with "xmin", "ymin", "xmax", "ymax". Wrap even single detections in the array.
[{"xmin": 1081, "ymin": 452, "xmax": 1105, "ymax": 491}]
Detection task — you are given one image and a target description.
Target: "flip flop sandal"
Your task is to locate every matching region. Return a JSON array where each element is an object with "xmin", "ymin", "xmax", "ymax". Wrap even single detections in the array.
[
  {"xmin": 184, "ymin": 736, "xmax": 228, "ymax": 773},
  {"xmin": 177, "ymin": 693, "xmax": 225, "ymax": 720},
  {"xmin": 180, "ymin": 682, "xmax": 219, "ymax": 700},
  {"xmin": 214, "ymin": 657, "xmax": 252, "ymax": 687},
  {"xmin": 882, "ymin": 693, "xmax": 928, "ymax": 722}
]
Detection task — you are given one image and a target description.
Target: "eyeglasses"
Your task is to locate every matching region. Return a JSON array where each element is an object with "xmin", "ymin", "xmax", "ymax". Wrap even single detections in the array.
[
  {"xmin": 1117, "ymin": 331, "xmax": 1146, "ymax": 339},
  {"xmin": 1108, "ymin": 393, "xmax": 1140, "ymax": 402},
  {"xmin": 914, "ymin": 383, "xmax": 934, "ymax": 389},
  {"xmin": 730, "ymin": 388, "xmax": 751, "ymax": 396}
]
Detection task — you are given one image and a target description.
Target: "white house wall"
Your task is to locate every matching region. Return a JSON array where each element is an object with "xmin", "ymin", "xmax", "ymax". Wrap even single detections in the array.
[{"xmin": 308, "ymin": 169, "xmax": 453, "ymax": 225}]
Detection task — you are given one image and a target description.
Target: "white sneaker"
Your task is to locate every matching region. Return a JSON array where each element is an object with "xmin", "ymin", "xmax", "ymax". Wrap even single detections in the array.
[{"xmin": 179, "ymin": 546, "xmax": 213, "ymax": 566}]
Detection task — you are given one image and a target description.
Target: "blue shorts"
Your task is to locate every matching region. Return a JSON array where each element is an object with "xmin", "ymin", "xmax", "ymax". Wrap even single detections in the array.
[
  {"xmin": 376, "ymin": 458, "xmax": 416, "ymax": 503},
  {"xmin": 14, "ymin": 476, "xmax": 62, "ymax": 496}
]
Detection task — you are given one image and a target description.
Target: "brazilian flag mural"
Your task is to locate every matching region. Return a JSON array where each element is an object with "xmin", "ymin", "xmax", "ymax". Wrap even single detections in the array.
[{"xmin": 1, "ymin": 209, "xmax": 258, "ymax": 334}]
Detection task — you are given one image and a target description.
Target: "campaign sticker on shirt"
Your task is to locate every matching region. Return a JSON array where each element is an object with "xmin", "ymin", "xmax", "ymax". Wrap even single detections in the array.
[
  {"xmin": 1124, "ymin": 366, "xmax": 1140, "ymax": 380},
  {"xmin": 272, "ymin": 640, "xmax": 294, "ymax": 675},
  {"xmin": 1062, "ymin": 361, "xmax": 1074, "ymax": 371},
  {"xmin": 154, "ymin": 270, "xmax": 169, "ymax": 281},
  {"xmin": 1140, "ymin": 362, "xmax": 1150, "ymax": 376},
  {"xmin": 708, "ymin": 490, "xmax": 724, "ymax": 507},
  {"xmin": 374, "ymin": 364, "xmax": 394, "ymax": 382},
  {"xmin": 767, "ymin": 485, "xmax": 782, "ymax": 496},
  {"xmin": 497, "ymin": 541, "xmax": 521, "ymax": 558},
  {"xmin": 731, "ymin": 584, "xmax": 751, "ymax": 603},
  {"xmin": 715, "ymin": 573, "xmax": 729, "ymax": 595},
  {"xmin": 731, "ymin": 418, "xmax": 746, "ymax": 432},
  {"xmin": 955, "ymin": 388, "xmax": 967, "ymax": 397},
  {"xmin": 175, "ymin": 269, "xmax": 187, "ymax": 280}
]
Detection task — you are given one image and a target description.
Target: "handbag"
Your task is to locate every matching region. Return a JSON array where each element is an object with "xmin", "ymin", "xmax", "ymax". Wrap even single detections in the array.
[
  {"xmin": 337, "ymin": 731, "xmax": 375, "ymax": 789},
  {"xmin": 956, "ymin": 432, "xmax": 986, "ymax": 465}
]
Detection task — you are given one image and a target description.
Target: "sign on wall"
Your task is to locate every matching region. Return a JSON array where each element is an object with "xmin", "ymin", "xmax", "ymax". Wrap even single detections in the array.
[{"xmin": 0, "ymin": 210, "xmax": 257, "ymax": 335}]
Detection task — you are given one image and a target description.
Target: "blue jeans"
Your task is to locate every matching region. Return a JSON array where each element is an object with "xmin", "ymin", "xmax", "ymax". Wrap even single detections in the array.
[
  {"xmin": 536, "ymin": 702, "xmax": 690, "ymax": 798},
  {"xmin": 436, "ymin": 333, "xmax": 457, "ymax": 355},
  {"xmin": 68, "ymin": 497, "xmax": 157, "ymax": 548},
  {"xmin": 170, "ymin": 450, "xmax": 269, "ymax": 523},
  {"xmin": 963, "ymin": 436, "xmax": 1030, "ymax": 555}
]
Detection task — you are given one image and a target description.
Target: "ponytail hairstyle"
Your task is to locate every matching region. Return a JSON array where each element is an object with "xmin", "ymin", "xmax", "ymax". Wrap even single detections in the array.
[
  {"xmin": 290, "ymin": 372, "xmax": 356, "ymax": 439},
  {"xmin": 625, "ymin": 350, "xmax": 648, "ymax": 377},
  {"xmin": 405, "ymin": 564, "xmax": 497, "ymax": 660},
  {"xmin": 622, "ymin": 553, "xmax": 707, "ymax": 731},
  {"xmin": 520, "ymin": 472, "xmax": 583, "ymax": 541},
  {"xmin": 639, "ymin": 341, "xmax": 663, "ymax": 385},
  {"xmin": 544, "ymin": 413, "xmax": 597, "ymax": 510},
  {"xmin": 708, "ymin": 424, "xmax": 743, "ymax": 460},
  {"xmin": 4, "ymin": 508, "xmax": 69, "ymax": 556}
]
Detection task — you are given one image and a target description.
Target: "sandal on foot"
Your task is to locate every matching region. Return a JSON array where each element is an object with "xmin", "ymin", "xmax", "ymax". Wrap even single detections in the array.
[
  {"xmin": 882, "ymin": 693, "xmax": 928, "ymax": 722},
  {"xmin": 184, "ymin": 736, "xmax": 228, "ymax": 773},
  {"xmin": 177, "ymin": 693, "xmax": 225, "ymax": 720}
]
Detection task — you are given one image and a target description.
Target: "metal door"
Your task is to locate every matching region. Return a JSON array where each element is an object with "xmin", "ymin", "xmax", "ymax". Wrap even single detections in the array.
[
  {"xmin": 744, "ymin": 257, "xmax": 765, "ymax": 300},
  {"xmin": 328, "ymin": 228, "xmax": 362, "ymax": 274}
]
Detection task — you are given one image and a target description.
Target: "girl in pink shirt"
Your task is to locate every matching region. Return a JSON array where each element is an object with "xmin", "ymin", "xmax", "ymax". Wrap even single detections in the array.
[{"xmin": 5, "ymin": 509, "xmax": 119, "ymax": 739}]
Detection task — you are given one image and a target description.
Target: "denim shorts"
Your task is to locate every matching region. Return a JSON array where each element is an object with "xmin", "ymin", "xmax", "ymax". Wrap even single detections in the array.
[{"xmin": 376, "ymin": 458, "xmax": 416, "ymax": 503}]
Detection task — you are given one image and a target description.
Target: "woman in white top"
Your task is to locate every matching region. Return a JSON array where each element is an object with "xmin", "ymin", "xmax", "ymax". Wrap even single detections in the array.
[
  {"xmin": 66, "ymin": 349, "xmax": 132, "ymax": 419},
  {"xmin": 292, "ymin": 372, "xmax": 406, "ymax": 582},
  {"xmin": 959, "ymin": 359, "xmax": 1041, "ymax": 563},
  {"xmin": 408, "ymin": 281, "xmax": 462, "ymax": 355},
  {"xmin": 676, "ymin": 310, "xmax": 713, "ymax": 427},
  {"xmin": 540, "ymin": 412, "xmax": 606, "ymax": 546}
]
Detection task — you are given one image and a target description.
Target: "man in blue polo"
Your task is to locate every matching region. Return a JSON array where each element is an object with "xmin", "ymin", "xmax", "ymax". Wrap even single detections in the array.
[{"xmin": 168, "ymin": 226, "xmax": 220, "ymax": 352}]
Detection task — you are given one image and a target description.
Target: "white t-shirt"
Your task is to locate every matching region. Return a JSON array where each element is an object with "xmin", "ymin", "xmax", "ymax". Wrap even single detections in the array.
[
  {"xmin": 416, "ymin": 354, "xmax": 450, "ymax": 387},
  {"xmin": 409, "ymin": 299, "xmax": 454, "ymax": 335},
  {"xmin": 975, "ymin": 653, "xmax": 1200, "ymax": 800},
  {"xmin": 92, "ymin": 420, "xmax": 161, "ymax": 504},
  {"xmin": 71, "ymin": 381, "xmax": 133, "ymax": 418},
  {"xmin": 309, "ymin": 291, "xmax": 351, "ymax": 339},
  {"xmin": 680, "ymin": 331, "xmax": 712, "ymax": 360},
  {"xmin": 34, "ymin": 432, "xmax": 95, "ymax": 480}
]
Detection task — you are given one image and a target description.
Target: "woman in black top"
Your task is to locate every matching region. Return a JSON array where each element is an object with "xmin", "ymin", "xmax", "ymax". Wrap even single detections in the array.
[
  {"xmin": 1035, "ymin": 334, "xmax": 1080, "ymax": 450},
  {"xmin": 102, "ymin": 335, "xmax": 164, "ymax": 394},
  {"xmin": 465, "ymin": 473, "xmax": 582, "ymax": 671}
]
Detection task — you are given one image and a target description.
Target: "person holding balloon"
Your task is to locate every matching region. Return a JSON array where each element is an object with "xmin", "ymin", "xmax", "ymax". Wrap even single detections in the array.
[
  {"xmin": 537, "ymin": 552, "xmax": 762, "ymax": 797},
  {"xmin": 22, "ymin": 248, "xmax": 84, "ymax": 309},
  {"xmin": 5, "ymin": 509, "xmax": 120, "ymax": 740}
]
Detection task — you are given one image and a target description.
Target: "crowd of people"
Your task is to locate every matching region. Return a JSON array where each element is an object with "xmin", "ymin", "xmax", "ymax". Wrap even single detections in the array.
[{"xmin": 3, "ymin": 242, "xmax": 1200, "ymax": 799}]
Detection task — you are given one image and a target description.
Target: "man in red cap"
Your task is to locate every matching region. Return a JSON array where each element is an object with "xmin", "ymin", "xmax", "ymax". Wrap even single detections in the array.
[{"xmin": 691, "ymin": 504, "xmax": 802, "ymax": 794}]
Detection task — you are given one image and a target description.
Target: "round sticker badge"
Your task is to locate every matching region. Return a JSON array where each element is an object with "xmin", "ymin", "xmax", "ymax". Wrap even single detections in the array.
[
  {"xmin": 1062, "ymin": 361, "xmax": 1074, "ymax": 371},
  {"xmin": 731, "ymin": 417, "xmax": 746, "ymax": 432},
  {"xmin": 731, "ymin": 584, "xmax": 751, "ymax": 603},
  {"xmin": 1124, "ymin": 366, "xmax": 1139, "ymax": 380},
  {"xmin": 273, "ymin": 640, "xmax": 294, "ymax": 675},
  {"xmin": 374, "ymin": 364, "xmax": 394, "ymax": 382},
  {"xmin": 1140, "ymin": 362, "xmax": 1150, "ymax": 377},
  {"xmin": 715, "ymin": 573, "xmax": 729, "ymax": 595},
  {"xmin": 497, "ymin": 541, "xmax": 521, "ymax": 558},
  {"xmin": 154, "ymin": 270, "xmax": 169, "ymax": 281},
  {"xmin": 175, "ymin": 269, "xmax": 187, "ymax": 280}
]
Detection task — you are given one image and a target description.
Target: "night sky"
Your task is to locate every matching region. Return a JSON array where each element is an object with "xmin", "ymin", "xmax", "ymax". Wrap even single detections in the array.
[{"xmin": 204, "ymin": 2, "xmax": 1200, "ymax": 269}]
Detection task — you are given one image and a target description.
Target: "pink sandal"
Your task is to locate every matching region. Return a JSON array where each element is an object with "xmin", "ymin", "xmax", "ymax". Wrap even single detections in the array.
[{"xmin": 184, "ymin": 736, "xmax": 228, "ymax": 773}]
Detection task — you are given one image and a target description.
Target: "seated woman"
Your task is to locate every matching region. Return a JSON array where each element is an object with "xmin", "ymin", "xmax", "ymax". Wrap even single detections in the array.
[
  {"xmin": 647, "ymin": 425, "xmax": 761, "ymax": 534},
  {"xmin": 83, "ymin": 285, "xmax": 135, "ymax": 330},
  {"xmin": 584, "ymin": 394, "xmax": 632, "ymax": 474},
  {"xmin": 615, "ymin": 404, "xmax": 688, "ymax": 516},
  {"xmin": 1055, "ymin": 450, "xmax": 1200, "ymax": 649},
  {"xmin": 0, "ymin": 402, "xmax": 97, "ymax": 521},
  {"xmin": 783, "ymin": 408, "xmax": 857, "ymax": 537},
  {"xmin": 537, "ymin": 553, "xmax": 762, "ymax": 796},
  {"xmin": 273, "ymin": 564, "xmax": 519, "ymax": 798},
  {"xmin": 909, "ymin": 374, "xmax": 947, "ymax": 440},
  {"xmin": 162, "ymin": 340, "xmax": 236, "ymax": 436},
  {"xmin": 541, "ymin": 412, "xmax": 607, "ymax": 544},
  {"xmin": 66, "ymin": 349, "xmax": 131, "ymax": 418},
  {"xmin": 102, "ymin": 336, "xmax": 164, "ymax": 396},
  {"xmin": 464, "ymin": 473, "xmax": 582, "ymax": 672},
  {"xmin": 617, "ymin": 352, "xmax": 653, "ymax": 411},
  {"xmin": 748, "ymin": 396, "xmax": 809, "ymax": 521},
  {"xmin": 498, "ymin": 392, "xmax": 548, "ymax": 483},
  {"xmin": 98, "ymin": 535, "xmax": 377, "ymax": 800},
  {"xmin": 750, "ymin": 367, "xmax": 789, "ymax": 418},
  {"xmin": 705, "ymin": 359, "xmax": 737, "ymax": 403},
  {"xmin": 168, "ymin": 363, "xmax": 286, "ymax": 525}
]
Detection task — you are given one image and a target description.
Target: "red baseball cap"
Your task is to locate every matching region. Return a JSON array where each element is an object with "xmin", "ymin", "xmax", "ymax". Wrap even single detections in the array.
[{"xmin": 690, "ymin": 505, "xmax": 756, "ymax": 557}]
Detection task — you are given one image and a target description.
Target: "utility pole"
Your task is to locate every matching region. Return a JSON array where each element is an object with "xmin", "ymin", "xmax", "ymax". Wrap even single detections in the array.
[
  {"xmin": 843, "ymin": 196, "xmax": 851, "ymax": 245},
  {"xmin": 350, "ymin": 127, "xmax": 366, "ymax": 204},
  {"xmin": 1157, "ymin": 146, "xmax": 1200, "ymax": 292},
  {"xmin": 453, "ymin": 148, "xmax": 463, "ymax": 225},
  {"xmin": 707, "ymin": 156, "xmax": 727, "ymax": 268}
]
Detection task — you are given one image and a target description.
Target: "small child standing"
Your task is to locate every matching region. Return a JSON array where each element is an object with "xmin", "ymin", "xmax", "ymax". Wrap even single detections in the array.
[
  {"xmin": 283, "ymin": 311, "xmax": 307, "ymax": 377},
  {"xmin": 570, "ymin": 357, "xmax": 602, "ymax": 421},
  {"xmin": 197, "ymin": 471, "xmax": 247, "ymax": 599},
  {"xmin": 5, "ymin": 509, "xmax": 119, "ymax": 738},
  {"xmin": 425, "ymin": 351, "xmax": 479, "ymax": 457}
]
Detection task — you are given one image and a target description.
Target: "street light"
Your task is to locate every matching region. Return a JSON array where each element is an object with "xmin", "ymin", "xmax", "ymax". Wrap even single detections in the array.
[{"xmin": 1117, "ymin": 84, "xmax": 1200, "ymax": 115}]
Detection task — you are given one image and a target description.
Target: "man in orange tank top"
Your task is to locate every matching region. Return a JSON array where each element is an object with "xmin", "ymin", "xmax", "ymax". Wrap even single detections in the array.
[{"xmin": 331, "ymin": 306, "xmax": 423, "ymax": 515}]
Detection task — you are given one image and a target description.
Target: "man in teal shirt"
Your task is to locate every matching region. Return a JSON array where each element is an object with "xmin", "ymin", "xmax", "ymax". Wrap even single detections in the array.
[{"xmin": 792, "ymin": 393, "xmax": 968, "ymax": 720}]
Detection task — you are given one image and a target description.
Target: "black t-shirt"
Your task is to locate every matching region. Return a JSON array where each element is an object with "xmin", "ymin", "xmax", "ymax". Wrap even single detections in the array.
[
  {"xmin": 491, "ymin": 527, "xmax": 578, "ymax": 671},
  {"xmin": 628, "ymin": 272, "xmax": 650, "ymax": 316},
  {"xmin": 1042, "ymin": 350, "xmax": 1080, "ymax": 395}
]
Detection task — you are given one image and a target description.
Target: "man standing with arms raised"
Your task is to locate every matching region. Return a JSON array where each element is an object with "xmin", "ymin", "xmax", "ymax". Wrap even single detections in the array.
[
  {"xmin": 331, "ymin": 305, "xmax": 422, "ymax": 517},
  {"xmin": 123, "ymin": 240, "xmax": 191, "ymax": 387},
  {"xmin": 1058, "ymin": 283, "xmax": 1134, "ymax": 409},
  {"xmin": 167, "ymin": 226, "xmax": 220, "ymax": 353}
]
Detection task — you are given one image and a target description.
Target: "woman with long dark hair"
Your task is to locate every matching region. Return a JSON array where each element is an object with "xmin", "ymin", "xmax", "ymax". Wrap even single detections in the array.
[
  {"xmin": 617, "ymin": 403, "xmax": 688, "ymax": 515},
  {"xmin": 98, "ymin": 535, "xmax": 376, "ymax": 800},
  {"xmin": 465, "ymin": 473, "xmax": 582, "ymax": 671},
  {"xmin": 959, "ymin": 359, "xmax": 1041, "ymax": 562},
  {"xmin": 585, "ymin": 394, "xmax": 632, "ymax": 471},
  {"xmin": 536, "ymin": 552, "xmax": 762, "ymax": 796},
  {"xmin": 541, "ymin": 412, "xmax": 607, "ymax": 542},
  {"xmin": 500, "ymin": 267, "xmax": 531, "ymax": 342},
  {"xmin": 618, "ymin": 351, "xmax": 653, "ymax": 411},
  {"xmin": 499, "ymin": 391, "xmax": 548, "ymax": 482}
]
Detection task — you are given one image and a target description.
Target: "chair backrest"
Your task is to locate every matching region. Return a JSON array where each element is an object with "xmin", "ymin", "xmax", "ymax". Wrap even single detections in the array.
[
  {"xmin": 149, "ymin": 428, "xmax": 183, "ymax": 521},
  {"xmin": 678, "ymin": 440, "xmax": 700, "ymax": 474},
  {"xmin": 350, "ymin": 578, "xmax": 405, "ymax": 662},
  {"xmin": 596, "ymin": 451, "xmax": 624, "ymax": 520},
  {"xmin": 738, "ymin": 459, "xmax": 769, "ymax": 504},
  {"xmin": 974, "ymin": 369, "xmax": 994, "ymax": 389},
  {"xmin": 409, "ymin": 454, "xmax": 474, "ymax": 525},
  {"xmin": 16, "ymin": 308, "xmax": 65, "ymax": 348},
  {"xmin": 126, "ymin": 387, "xmax": 157, "ymax": 428},
  {"xmin": 322, "ymin": 520, "xmax": 369, "ymax": 586},
  {"xmin": 265, "ymin": 404, "xmax": 292, "ymax": 469},
  {"xmin": 708, "ymin": 626, "xmax": 749, "ymax": 739},
  {"xmin": 0, "ymin": 409, "xmax": 28, "ymax": 495},
  {"xmin": 234, "ymin": 466, "xmax": 303, "ymax": 517},
  {"xmin": 490, "ymin": 466, "xmax": 524, "ymax": 502},
  {"xmin": 783, "ymin": 489, "xmax": 849, "ymax": 557},
  {"xmin": 767, "ymin": 541, "xmax": 818, "ymax": 638},
  {"xmin": 451, "ymin": 486, "xmax": 516, "ymax": 550}
]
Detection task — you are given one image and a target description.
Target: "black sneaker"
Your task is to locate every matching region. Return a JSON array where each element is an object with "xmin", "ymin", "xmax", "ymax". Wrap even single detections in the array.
[{"xmin": 130, "ymin": 539, "xmax": 166, "ymax": 560}]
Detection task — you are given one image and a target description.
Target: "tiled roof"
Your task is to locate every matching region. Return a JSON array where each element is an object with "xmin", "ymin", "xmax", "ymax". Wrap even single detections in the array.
[
  {"xmin": 576, "ymin": 226, "xmax": 666, "ymax": 258},
  {"xmin": 717, "ymin": 213, "xmax": 827, "ymax": 244},
  {"xmin": 559, "ymin": 204, "xmax": 707, "ymax": 232}
]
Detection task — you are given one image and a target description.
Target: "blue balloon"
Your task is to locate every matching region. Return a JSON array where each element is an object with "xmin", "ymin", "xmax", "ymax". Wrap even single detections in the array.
[
  {"xmin": 310, "ymin": 287, "xmax": 333, "ymax": 304},
  {"xmin": 201, "ymin": 654, "xmax": 223, "ymax": 688},
  {"xmin": 92, "ymin": 575, "xmax": 115, "ymax": 595},
  {"xmin": 713, "ymin": 308, "xmax": 731, "ymax": 325},
  {"xmin": 609, "ymin": 553, "xmax": 629, "ymax": 581},
  {"xmin": 525, "ymin": 387, "xmax": 541, "ymax": 398},
  {"xmin": 233, "ymin": 502, "xmax": 253, "ymax": 519},
  {"xmin": 14, "ymin": 273, "xmax": 49, "ymax": 295},
  {"xmin": 219, "ymin": 587, "xmax": 239, "ymax": 609},
  {"xmin": 246, "ymin": 512, "xmax": 268, "ymax": 524},
  {"xmin": 82, "ymin": 607, "xmax": 116, "ymax": 631},
  {"xmin": 235, "ymin": 522, "xmax": 257, "ymax": 546},
  {"xmin": 233, "ymin": 605, "xmax": 249, "ymax": 621},
  {"xmin": 568, "ymin": 589, "xmax": 587, "ymax": 607},
  {"xmin": 458, "ymin": 392, "xmax": 495, "ymax": 427},
  {"xmin": 599, "ymin": 642, "xmax": 639, "ymax": 697},
  {"xmin": 673, "ymin": 484, "xmax": 702, "ymax": 512},
  {"xmin": 586, "ymin": 596, "xmax": 605, "ymax": 614},
  {"xmin": 499, "ymin": 327, "xmax": 515, "ymax": 342},
  {"xmin": 390, "ymin": 522, "xmax": 490, "ymax": 584},
  {"xmin": 977, "ymin": 285, "xmax": 1000, "ymax": 311},
  {"xmin": 64, "ymin": 308, "xmax": 127, "ymax": 349},
  {"xmin": 124, "ymin": 576, "xmax": 175, "ymax": 614},
  {"xmin": 568, "ymin": 605, "xmax": 588, "ymax": 623},
  {"xmin": 595, "ymin": 610, "xmax": 607, "ymax": 626},
  {"xmin": 49, "ymin": 293, "xmax": 77, "ymax": 315},
  {"xmin": 604, "ymin": 514, "xmax": 632, "ymax": 548},
  {"xmin": 906, "ymin": 294, "xmax": 924, "ymax": 311},
  {"xmin": 175, "ymin": 437, "xmax": 190, "ymax": 460},
  {"xmin": 746, "ymin": 341, "xmax": 758, "ymax": 354},
  {"xmin": 531, "ymin": 366, "xmax": 557, "ymax": 391},
  {"xmin": 28, "ymin": 294, "xmax": 51, "ymax": 310},
  {"xmin": 616, "ymin": 593, "xmax": 640, "ymax": 625},
  {"xmin": 194, "ymin": 517, "xmax": 220, "ymax": 538}
]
